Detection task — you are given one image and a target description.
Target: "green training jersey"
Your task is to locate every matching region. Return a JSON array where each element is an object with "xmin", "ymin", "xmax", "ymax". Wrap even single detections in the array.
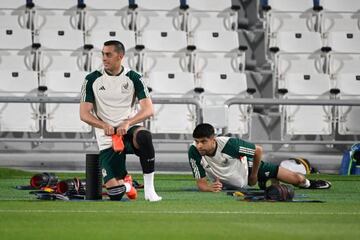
[
  {"xmin": 188, "ymin": 136, "xmax": 255, "ymax": 188},
  {"xmin": 81, "ymin": 67, "xmax": 149, "ymax": 150}
]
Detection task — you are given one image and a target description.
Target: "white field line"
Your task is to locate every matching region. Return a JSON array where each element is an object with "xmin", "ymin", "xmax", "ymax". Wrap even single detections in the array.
[{"xmin": 0, "ymin": 209, "xmax": 359, "ymax": 215}]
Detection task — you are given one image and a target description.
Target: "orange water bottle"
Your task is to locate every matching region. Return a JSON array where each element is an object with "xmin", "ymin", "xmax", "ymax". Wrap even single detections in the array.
[{"xmin": 112, "ymin": 134, "xmax": 124, "ymax": 152}]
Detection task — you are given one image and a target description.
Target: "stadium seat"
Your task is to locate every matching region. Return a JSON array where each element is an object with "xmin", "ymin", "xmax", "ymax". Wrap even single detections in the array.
[
  {"xmin": 325, "ymin": 32, "xmax": 360, "ymax": 53},
  {"xmin": 194, "ymin": 52, "xmax": 245, "ymax": 73},
  {"xmin": 319, "ymin": 0, "xmax": 360, "ymax": 13},
  {"xmin": 336, "ymin": 72, "xmax": 360, "ymax": 135},
  {"xmin": 34, "ymin": 10, "xmax": 80, "ymax": 30},
  {"xmin": 270, "ymin": 31, "xmax": 323, "ymax": 53},
  {"xmin": 140, "ymin": 30, "xmax": 188, "ymax": 52},
  {"xmin": 263, "ymin": 0, "xmax": 314, "ymax": 11},
  {"xmin": 39, "ymin": 50, "xmax": 90, "ymax": 71},
  {"xmin": 136, "ymin": 0, "xmax": 181, "ymax": 11},
  {"xmin": 86, "ymin": 30, "xmax": 136, "ymax": 51},
  {"xmin": 142, "ymin": 52, "xmax": 189, "ymax": 73},
  {"xmin": 84, "ymin": 0, "xmax": 129, "ymax": 10},
  {"xmin": 43, "ymin": 70, "xmax": 91, "ymax": 132},
  {"xmin": 0, "ymin": 50, "xmax": 35, "ymax": 70},
  {"xmin": 187, "ymin": 11, "xmax": 237, "ymax": 32},
  {"xmin": 0, "ymin": 28, "xmax": 32, "ymax": 50},
  {"xmin": 0, "ymin": 0, "xmax": 27, "ymax": 9},
  {"xmin": 90, "ymin": 50, "xmax": 136, "ymax": 71},
  {"xmin": 199, "ymin": 72, "xmax": 250, "ymax": 135},
  {"xmin": 84, "ymin": 10, "xmax": 131, "ymax": 31},
  {"xmin": 280, "ymin": 73, "xmax": 333, "ymax": 135},
  {"xmin": 36, "ymin": 29, "xmax": 84, "ymax": 50},
  {"xmin": 193, "ymin": 30, "xmax": 240, "ymax": 52},
  {"xmin": 0, "ymin": 10, "xmax": 29, "ymax": 30},
  {"xmin": 319, "ymin": 0, "xmax": 360, "ymax": 33},
  {"xmin": 136, "ymin": 11, "xmax": 183, "ymax": 32},
  {"xmin": 0, "ymin": 70, "xmax": 40, "ymax": 132},
  {"xmin": 33, "ymin": 0, "xmax": 78, "ymax": 10},
  {"xmin": 187, "ymin": 0, "xmax": 233, "ymax": 11},
  {"xmin": 146, "ymin": 71, "xmax": 197, "ymax": 134},
  {"xmin": 328, "ymin": 53, "xmax": 360, "ymax": 75}
]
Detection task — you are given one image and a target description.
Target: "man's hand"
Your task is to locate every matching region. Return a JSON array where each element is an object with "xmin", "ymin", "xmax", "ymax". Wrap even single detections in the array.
[
  {"xmin": 116, "ymin": 120, "xmax": 130, "ymax": 135},
  {"xmin": 209, "ymin": 178, "xmax": 223, "ymax": 192},
  {"xmin": 103, "ymin": 124, "xmax": 115, "ymax": 136},
  {"xmin": 248, "ymin": 174, "xmax": 258, "ymax": 186}
]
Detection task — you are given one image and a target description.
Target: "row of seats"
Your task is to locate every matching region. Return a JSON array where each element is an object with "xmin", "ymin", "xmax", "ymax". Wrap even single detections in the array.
[
  {"xmin": 0, "ymin": 8, "xmax": 237, "ymax": 32},
  {"xmin": 278, "ymin": 72, "xmax": 360, "ymax": 136},
  {"xmin": 0, "ymin": 70, "xmax": 251, "ymax": 135},
  {"xmin": 1, "ymin": 69, "xmax": 359, "ymax": 136},
  {"xmin": 262, "ymin": 0, "xmax": 360, "ymax": 34},
  {"xmin": 0, "ymin": 0, "xmax": 239, "ymax": 32},
  {"xmin": 0, "ymin": 0, "xmax": 235, "ymax": 11}
]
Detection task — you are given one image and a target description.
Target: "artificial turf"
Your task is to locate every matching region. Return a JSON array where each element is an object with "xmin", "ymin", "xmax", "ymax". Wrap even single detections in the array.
[{"xmin": 0, "ymin": 168, "xmax": 359, "ymax": 240}]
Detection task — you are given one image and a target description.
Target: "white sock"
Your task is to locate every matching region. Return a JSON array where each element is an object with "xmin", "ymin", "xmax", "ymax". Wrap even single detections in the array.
[
  {"xmin": 143, "ymin": 172, "xmax": 162, "ymax": 202},
  {"xmin": 124, "ymin": 182, "xmax": 131, "ymax": 193},
  {"xmin": 299, "ymin": 179, "xmax": 311, "ymax": 188}
]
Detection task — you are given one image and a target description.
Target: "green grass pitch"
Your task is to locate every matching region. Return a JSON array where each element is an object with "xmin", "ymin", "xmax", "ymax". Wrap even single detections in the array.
[{"xmin": 0, "ymin": 168, "xmax": 359, "ymax": 240}]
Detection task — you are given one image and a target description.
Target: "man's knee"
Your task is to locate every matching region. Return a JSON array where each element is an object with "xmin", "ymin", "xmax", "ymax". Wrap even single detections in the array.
[{"xmin": 135, "ymin": 130, "xmax": 155, "ymax": 159}]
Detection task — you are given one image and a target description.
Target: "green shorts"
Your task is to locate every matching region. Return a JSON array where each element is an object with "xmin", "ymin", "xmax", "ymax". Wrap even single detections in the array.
[
  {"xmin": 257, "ymin": 161, "xmax": 279, "ymax": 182},
  {"xmin": 99, "ymin": 125, "xmax": 141, "ymax": 184}
]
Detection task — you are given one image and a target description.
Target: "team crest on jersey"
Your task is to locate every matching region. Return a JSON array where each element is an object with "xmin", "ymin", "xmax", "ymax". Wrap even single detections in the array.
[{"xmin": 121, "ymin": 82, "xmax": 130, "ymax": 92}]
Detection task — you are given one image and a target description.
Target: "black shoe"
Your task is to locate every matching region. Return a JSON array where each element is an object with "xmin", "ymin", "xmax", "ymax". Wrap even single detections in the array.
[{"xmin": 308, "ymin": 180, "xmax": 332, "ymax": 189}]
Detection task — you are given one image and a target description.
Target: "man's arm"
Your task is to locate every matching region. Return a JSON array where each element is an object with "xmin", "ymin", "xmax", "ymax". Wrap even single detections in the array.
[
  {"xmin": 248, "ymin": 145, "xmax": 263, "ymax": 186},
  {"xmin": 79, "ymin": 102, "xmax": 114, "ymax": 136},
  {"xmin": 115, "ymin": 97, "xmax": 154, "ymax": 135},
  {"xmin": 196, "ymin": 177, "xmax": 223, "ymax": 192}
]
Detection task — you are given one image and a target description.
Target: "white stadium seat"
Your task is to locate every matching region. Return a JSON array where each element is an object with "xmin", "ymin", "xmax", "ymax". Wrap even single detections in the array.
[
  {"xmin": 0, "ymin": 28, "xmax": 32, "ymax": 50},
  {"xmin": 0, "ymin": 10, "xmax": 29, "ymax": 30},
  {"xmin": 320, "ymin": 0, "xmax": 360, "ymax": 12},
  {"xmin": 84, "ymin": 0, "xmax": 129, "ymax": 10},
  {"xmin": 328, "ymin": 54, "xmax": 360, "ymax": 75},
  {"xmin": 0, "ymin": 50, "xmax": 34, "ymax": 70},
  {"xmin": 34, "ymin": 0, "xmax": 78, "ymax": 10},
  {"xmin": 136, "ymin": 11, "xmax": 183, "ymax": 32},
  {"xmin": 265, "ymin": 0, "xmax": 314, "ymax": 11},
  {"xmin": 37, "ymin": 29, "xmax": 84, "ymax": 50},
  {"xmin": 281, "ymin": 73, "xmax": 333, "ymax": 135},
  {"xmin": 136, "ymin": 0, "xmax": 181, "ymax": 11},
  {"xmin": 193, "ymin": 31, "xmax": 239, "ymax": 52},
  {"xmin": 187, "ymin": 0, "xmax": 233, "ymax": 11},
  {"xmin": 320, "ymin": 0, "xmax": 360, "ymax": 33},
  {"xmin": 200, "ymin": 72, "xmax": 250, "ymax": 135},
  {"xmin": 325, "ymin": 32, "xmax": 360, "ymax": 53},
  {"xmin": 194, "ymin": 52, "xmax": 244, "ymax": 73},
  {"xmin": 335, "ymin": 73, "xmax": 360, "ymax": 135},
  {"xmin": 85, "ymin": 10, "xmax": 130, "ymax": 31},
  {"xmin": 86, "ymin": 30, "xmax": 136, "ymax": 51},
  {"xmin": 0, "ymin": 70, "xmax": 40, "ymax": 132},
  {"xmin": 142, "ymin": 52, "xmax": 189, "ymax": 73},
  {"xmin": 147, "ymin": 71, "xmax": 197, "ymax": 134},
  {"xmin": 188, "ymin": 11, "xmax": 237, "ymax": 32},
  {"xmin": 44, "ymin": 71, "xmax": 91, "ymax": 132},
  {"xmin": 271, "ymin": 31, "xmax": 323, "ymax": 53},
  {"xmin": 140, "ymin": 30, "xmax": 187, "ymax": 52},
  {"xmin": 0, "ymin": 0, "xmax": 26, "ymax": 9},
  {"xmin": 39, "ymin": 50, "xmax": 89, "ymax": 71},
  {"xmin": 34, "ymin": 10, "xmax": 80, "ymax": 30}
]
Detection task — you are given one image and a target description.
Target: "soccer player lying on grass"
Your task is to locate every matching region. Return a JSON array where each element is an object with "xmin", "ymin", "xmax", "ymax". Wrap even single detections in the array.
[{"xmin": 188, "ymin": 123, "xmax": 331, "ymax": 192}]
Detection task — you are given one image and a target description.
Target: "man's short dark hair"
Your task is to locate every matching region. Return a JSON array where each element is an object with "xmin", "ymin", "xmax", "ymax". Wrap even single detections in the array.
[
  {"xmin": 104, "ymin": 40, "xmax": 125, "ymax": 55},
  {"xmin": 193, "ymin": 123, "xmax": 215, "ymax": 139}
]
